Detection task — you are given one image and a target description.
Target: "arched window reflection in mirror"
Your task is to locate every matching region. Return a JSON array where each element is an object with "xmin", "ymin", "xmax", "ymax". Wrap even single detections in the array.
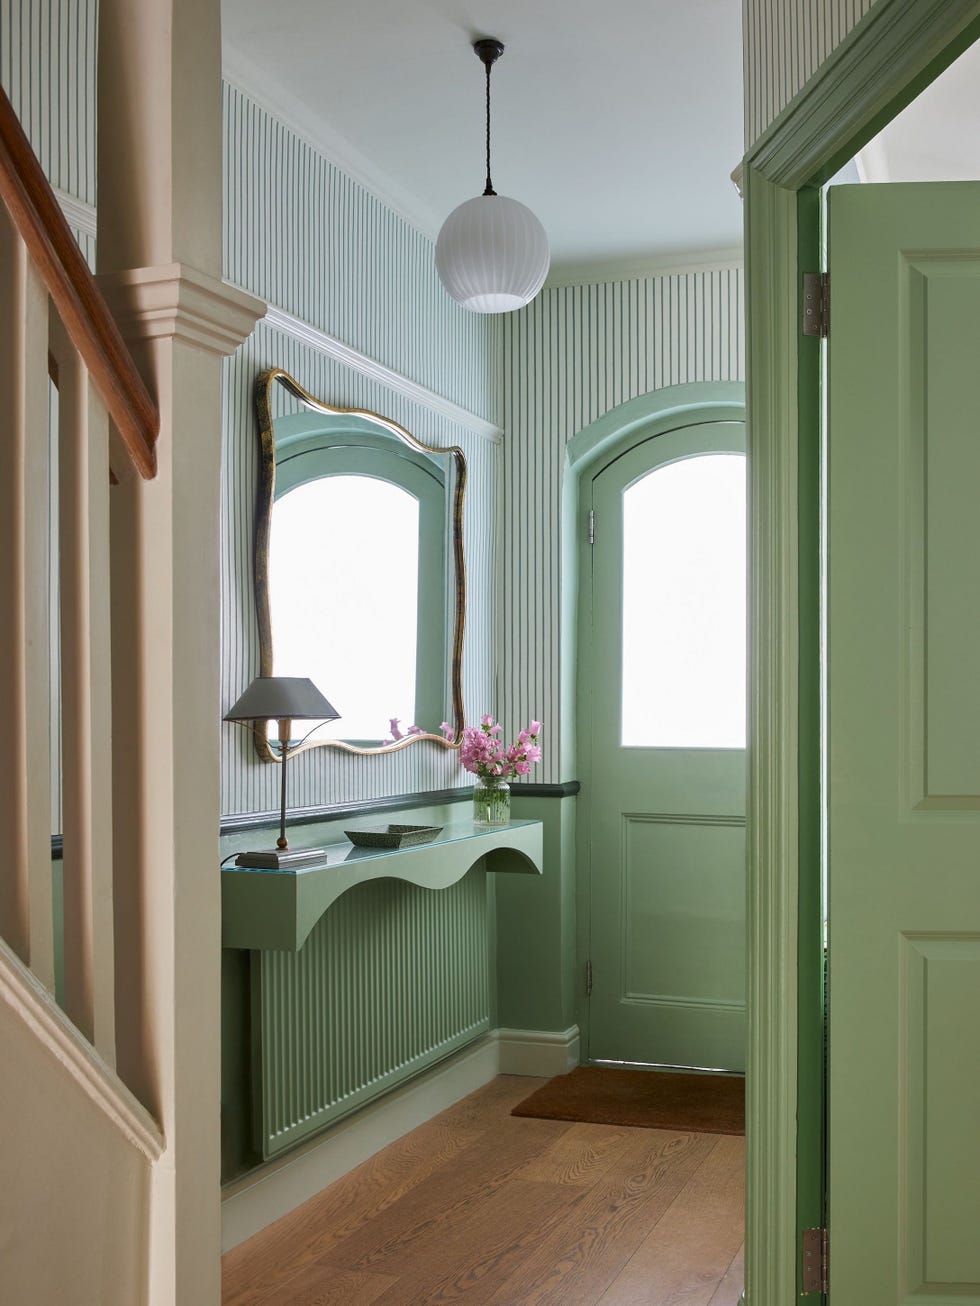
[
  {"xmin": 271, "ymin": 475, "xmax": 421, "ymax": 743},
  {"xmin": 251, "ymin": 369, "xmax": 466, "ymax": 759},
  {"xmin": 621, "ymin": 452, "xmax": 746, "ymax": 749}
]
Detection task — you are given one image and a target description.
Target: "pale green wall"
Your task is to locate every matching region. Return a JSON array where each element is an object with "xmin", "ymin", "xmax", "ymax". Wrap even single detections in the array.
[{"xmin": 498, "ymin": 794, "xmax": 578, "ymax": 1033}]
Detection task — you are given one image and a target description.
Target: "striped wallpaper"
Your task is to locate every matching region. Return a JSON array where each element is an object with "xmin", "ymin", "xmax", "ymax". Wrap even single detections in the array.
[
  {"xmin": 743, "ymin": 0, "xmax": 878, "ymax": 144},
  {"xmin": 220, "ymin": 84, "xmax": 500, "ymax": 816},
  {"xmin": 500, "ymin": 268, "xmax": 745, "ymax": 784},
  {"xmin": 0, "ymin": 0, "xmax": 98, "ymax": 205},
  {"xmin": 223, "ymin": 82, "xmax": 497, "ymax": 426}
]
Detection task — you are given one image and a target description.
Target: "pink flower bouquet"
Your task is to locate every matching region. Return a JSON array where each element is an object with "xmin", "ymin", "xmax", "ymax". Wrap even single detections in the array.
[{"xmin": 459, "ymin": 714, "xmax": 543, "ymax": 783}]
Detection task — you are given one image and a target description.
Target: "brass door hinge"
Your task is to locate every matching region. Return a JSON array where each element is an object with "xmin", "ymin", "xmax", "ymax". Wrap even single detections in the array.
[
  {"xmin": 802, "ymin": 271, "xmax": 830, "ymax": 338},
  {"xmin": 801, "ymin": 1226, "xmax": 829, "ymax": 1295}
]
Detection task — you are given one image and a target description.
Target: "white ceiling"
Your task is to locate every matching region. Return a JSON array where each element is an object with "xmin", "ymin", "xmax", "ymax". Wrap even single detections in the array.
[{"xmin": 221, "ymin": 0, "xmax": 745, "ymax": 278}]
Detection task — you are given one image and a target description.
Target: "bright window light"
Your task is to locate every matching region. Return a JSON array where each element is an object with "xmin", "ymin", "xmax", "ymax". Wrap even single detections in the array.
[
  {"xmin": 270, "ymin": 475, "xmax": 419, "ymax": 741},
  {"xmin": 621, "ymin": 453, "xmax": 746, "ymax": 748}
]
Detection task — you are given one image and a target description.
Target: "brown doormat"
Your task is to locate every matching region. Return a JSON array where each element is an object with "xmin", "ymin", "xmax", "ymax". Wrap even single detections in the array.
[{"xmin": 511, "ymin": 1065, "xmax": 745, "ymax": 1135}]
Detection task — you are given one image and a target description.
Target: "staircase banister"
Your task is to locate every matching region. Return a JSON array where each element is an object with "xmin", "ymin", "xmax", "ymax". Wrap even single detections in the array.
[{"xmin": 0, "ymin": 82, "xmax": 158, "ymax": 479}]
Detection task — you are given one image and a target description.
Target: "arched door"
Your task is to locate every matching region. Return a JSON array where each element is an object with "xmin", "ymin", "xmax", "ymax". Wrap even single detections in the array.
[{"xmin": 580, "ymin": 419, "xmax": 746, "ymax": 1070}]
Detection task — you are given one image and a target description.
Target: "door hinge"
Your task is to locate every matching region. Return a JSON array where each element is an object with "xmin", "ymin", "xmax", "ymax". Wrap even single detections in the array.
[
  {"xmin": 588, "ymin": 509, "xmax": 595, "ymax": 545},
  {"xmin": 802, "ymin": 271, "xmax": 830, "ymax": 338},
  {"xmin": 585, "ymin": 960, "xmax": 593, "ymax": 996},
  {"xmin": 801, "ymin": 1227, "xmax": 829, "ymax": 1295}
]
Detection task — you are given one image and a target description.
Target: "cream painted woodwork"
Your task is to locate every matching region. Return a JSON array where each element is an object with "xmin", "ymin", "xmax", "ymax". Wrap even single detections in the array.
[
  {"xmin": 828, "ymin": 180, "xmax": 980, "ymax": 1303},
  {"xmin": 95, "ymin": 2, "xmax": 264, "ymax": 1302},
  {"xmin": 0, "ymin": 206, "xmax": 54, "ymax": 990},
  {"xmin": 0, "ymin": 947, "xmax": 154, "ymax": 1306},
  {"xmin": 49, "ymin": 315, "xmax": 115, "ymax": 1062}
]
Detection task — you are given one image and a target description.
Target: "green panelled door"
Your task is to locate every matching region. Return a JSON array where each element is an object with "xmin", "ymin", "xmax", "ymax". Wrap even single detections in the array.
[
  {"xmin": 828, "ymin": 183, "xmax": 980, "ymax": 1303},
  {"xmin": 584, "ymin": 421, "xmax": 747, "ymax": 1070}
]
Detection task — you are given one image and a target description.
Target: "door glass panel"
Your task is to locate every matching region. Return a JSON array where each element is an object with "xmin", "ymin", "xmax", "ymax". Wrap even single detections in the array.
[
  {"xmin": 621, "ymin": 453, "xmax": 746, "ymax": 748},
  {"xmin": 270, "ymin": 474, "xmax": 420, "ymax": 741}
]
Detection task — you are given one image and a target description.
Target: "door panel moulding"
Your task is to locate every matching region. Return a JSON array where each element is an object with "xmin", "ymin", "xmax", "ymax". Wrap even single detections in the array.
[
  {"xmin": 563, "ymin": 382, "xmax": 746, "ymax": 1066},
  {"xmin": 742, "ymin": 2, "xmax": 980, "ymax": 1304}
]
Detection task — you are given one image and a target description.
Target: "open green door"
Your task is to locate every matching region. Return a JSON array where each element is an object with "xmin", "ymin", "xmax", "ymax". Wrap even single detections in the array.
[{"xmin": 828, "ymin": 181, "xmax": 980, "ymax": 1302}]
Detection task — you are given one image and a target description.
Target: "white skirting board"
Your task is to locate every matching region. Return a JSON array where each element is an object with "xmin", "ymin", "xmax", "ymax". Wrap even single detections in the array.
[{"xmin": 221, "ymin": 1025, "xmax": 580, "ymax": 1251}]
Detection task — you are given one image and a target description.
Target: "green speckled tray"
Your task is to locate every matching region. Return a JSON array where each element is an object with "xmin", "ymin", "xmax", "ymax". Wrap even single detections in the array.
[{"xmin": 343, "ymin": 823, "xmax": 443, "ymax": 849}]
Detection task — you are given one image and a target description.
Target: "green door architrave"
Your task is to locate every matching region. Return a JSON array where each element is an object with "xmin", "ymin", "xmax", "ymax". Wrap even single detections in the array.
[{"xmin": 743, "ymin": 2, "xmax": 980, "ymax": 1304}]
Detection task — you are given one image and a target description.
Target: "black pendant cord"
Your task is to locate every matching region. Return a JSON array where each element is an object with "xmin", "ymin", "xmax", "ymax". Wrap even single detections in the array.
[
  {"xmin": 483, "ymin": 57, "xmax": 495, "ymax": 196},
  {"xmin": 473, "ymin": 38, "xmax": 503, "ymax": 197}
]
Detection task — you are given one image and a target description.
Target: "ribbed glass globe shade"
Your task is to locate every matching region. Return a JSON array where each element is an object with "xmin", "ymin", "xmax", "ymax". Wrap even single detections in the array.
[{"xmin": 435, "ymin": 194, "xmax": 550, "ymax": 313}]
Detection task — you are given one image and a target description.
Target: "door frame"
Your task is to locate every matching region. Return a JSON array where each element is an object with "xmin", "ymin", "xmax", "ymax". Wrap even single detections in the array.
[
  {"xmin": 567, "ymin": 383, "xmax": 746, "ymax": 1061},
  {"xmin": 744, "ymin": 2, "xmax": 980, "ymax": 1302}
]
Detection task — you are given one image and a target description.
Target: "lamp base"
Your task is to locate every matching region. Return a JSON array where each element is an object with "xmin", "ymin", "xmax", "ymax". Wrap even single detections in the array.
[{"xmin": 234, "ymin": 847, "xmax": 327, "ymax": 870}]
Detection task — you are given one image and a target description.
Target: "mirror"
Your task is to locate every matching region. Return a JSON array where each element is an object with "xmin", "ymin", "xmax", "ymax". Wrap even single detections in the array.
[{"xmin": 252, "ymin": 368, "xmax": 466, "ymax": 758}]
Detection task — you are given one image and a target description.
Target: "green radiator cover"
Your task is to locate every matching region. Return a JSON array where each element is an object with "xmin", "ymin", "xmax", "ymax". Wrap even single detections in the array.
[{"xmin": 252, "ymin": 867, "xmax": 491, "ymax": 1158}]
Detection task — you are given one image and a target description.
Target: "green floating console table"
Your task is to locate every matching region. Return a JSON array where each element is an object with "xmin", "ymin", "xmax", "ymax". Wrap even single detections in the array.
[{"xmin": 221, "ymin": 818, "xmax": 543, "ymax": 951}]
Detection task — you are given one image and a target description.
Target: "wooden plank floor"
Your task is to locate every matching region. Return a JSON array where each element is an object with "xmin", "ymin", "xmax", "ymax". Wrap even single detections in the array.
[{"xmin": 223, "ymin": 1075, "xmax": 745, "ymax": 1306}]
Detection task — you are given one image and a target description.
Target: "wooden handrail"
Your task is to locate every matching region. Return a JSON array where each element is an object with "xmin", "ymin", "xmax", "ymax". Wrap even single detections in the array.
[{"xmin": 0, "ymin": 83, "xmax": 158, "ymax": 478}]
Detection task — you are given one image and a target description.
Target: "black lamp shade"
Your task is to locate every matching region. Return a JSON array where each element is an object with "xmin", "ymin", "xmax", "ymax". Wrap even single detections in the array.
[{"xmin": 224, "ymin": 675, "xmax": 339, "ymax": 724}]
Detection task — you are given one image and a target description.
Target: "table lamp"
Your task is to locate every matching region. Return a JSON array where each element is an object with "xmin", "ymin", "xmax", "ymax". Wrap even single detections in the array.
[{"xmin": 224, "ymin": 675, "xmax": 339, "ymax": 868}]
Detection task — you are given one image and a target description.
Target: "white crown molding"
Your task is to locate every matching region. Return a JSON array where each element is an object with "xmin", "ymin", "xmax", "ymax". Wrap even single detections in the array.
[
  {"xmin": 544, "ymin": 246, "xmax": 744, "ymax": 288},
  {"xmin": 260, "ymin": 302, "xmax": 503, "ymax": 444},
  {"xmin": 0, "ymin": 938, "xmax": 165, "ymax": 1162},
  {"xmin": 99, "ymin": 264, "xmax": 266, "ymax": 356},
  {"xmin": 221, "ymin": 48, "xmax": 443, "ymax": 243},
  {"xmin": 55, "ymin": 187, "xmax": 97, "ymax": 240}
]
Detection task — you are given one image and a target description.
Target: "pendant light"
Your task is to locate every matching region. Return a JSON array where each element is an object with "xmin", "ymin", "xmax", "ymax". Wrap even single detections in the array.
[{"xmin": 435, "ymin": 39, "xmax": 550, "ymax": 314}]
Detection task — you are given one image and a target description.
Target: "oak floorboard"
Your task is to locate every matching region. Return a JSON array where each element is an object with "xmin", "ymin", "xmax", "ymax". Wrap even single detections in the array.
[
  {"xmin": 325, "ymin": 1117, "xmax": 569, "ymax": 1275},
  {"xmin": 368, "ymin": 1177, "xmax": 586, "ymax": 1304},
  {"xmin": 257, "ymin": 1264, "xmax": 397, "ymax": 1306},
  {"xmin": 514, "ymin": 1123, "xmax": 640, "ymax": 1187},
  {"xmin": 708, "ymin": 1242, "xmax": 745, "ymax": 1306},
  {"xmin": 433, "ymin": 1075, "xmax": 550, "ymax": 1131},
  {"xmin": 222, "ymin": 1116, "xmax": 486, "ymax": 1306},
  {"xmin": 485, "ymin": 1130, "xmax": 718, "ymax": 1305},
  {"xmin": 595, "ymin": 1135, "xmax": 745, "ymax": 1305},
  {"xmin": 222, "ymin": 1078, "xmax": 745, "ymax": 1306}
]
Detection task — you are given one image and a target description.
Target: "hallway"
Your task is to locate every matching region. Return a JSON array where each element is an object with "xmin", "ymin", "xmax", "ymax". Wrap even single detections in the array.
[{"xmin": 222, "ymin": 1075, "xmax": 745, "ymax": 1305}]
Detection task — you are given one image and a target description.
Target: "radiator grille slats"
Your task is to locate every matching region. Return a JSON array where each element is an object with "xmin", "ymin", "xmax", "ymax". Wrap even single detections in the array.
[{"xmin": 254, "ymin": 869, "xmax": 490, "ymax": 1157}]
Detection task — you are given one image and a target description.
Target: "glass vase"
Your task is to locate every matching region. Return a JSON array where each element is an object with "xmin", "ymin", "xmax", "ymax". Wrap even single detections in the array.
[{"xmin": 472, "ymin": 780, "xmax": 511, "ymax": 826}]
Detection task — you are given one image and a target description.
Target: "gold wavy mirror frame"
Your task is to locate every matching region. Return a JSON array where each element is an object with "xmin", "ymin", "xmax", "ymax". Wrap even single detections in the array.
[{"xmin": 252, "ymin": 368, "xmax": 466, "ymax": 760}]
